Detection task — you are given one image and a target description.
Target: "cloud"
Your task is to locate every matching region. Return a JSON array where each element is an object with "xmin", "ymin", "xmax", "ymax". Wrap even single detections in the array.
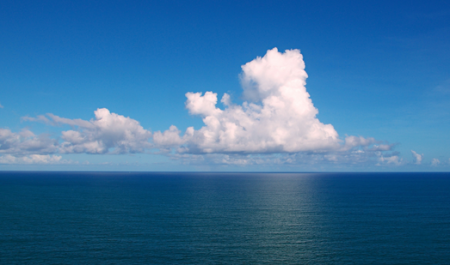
[
  {"xmin": 153, "ymin": 125, "xmax": 192, "ymax": 149},
  {"xmin": 54, "ymin": 108, "xmax": 152, "ymax": 154},
  {"xmin": 24, "ymin": 108, "xmax": 152, "ymax": 154},
  {"xmin": 431, "ymin": 158, "xmax": 440, "ymax": 166},
  {"xmin": 377, "ymin": 155, "xmax": 403, "ymax": 166},
  {"xmin": 155, "ymin": 48, "xmax": 382, "ymax": 156},
  {"xmin": 0, "ymin": 103, "xmax": 3, "ymax": 108},
  {"xmin": 434, "ymin": 79, "xmax": 450, "ymax": 94},
  {"xmin": 22, "ymin": 115, "xmax": 52, "ymax": 124},
  {"xmin": 0, "ymin": 154, "xmax": 64, "ymax": 164},
  {"xmin": 0, "ymin": 128, "xmax": 58, "ymax": 155},
  {"xmin": 16, "ymin": 48, "xmax": 396, "ymax": 167},
  {"xmin": 48, "ymin": 113, "xmax": 95, "ymax": 128},
  {"xmin": 169, "ymin": 148, "xmax": 399, "ymax": 168},
  {"xmin": 411, "ymin": 150, "xmax": 423, "ymax": 164},
  {"xmin": 23, "ymin": 113, "xmax": 95, "ymax": 128}
]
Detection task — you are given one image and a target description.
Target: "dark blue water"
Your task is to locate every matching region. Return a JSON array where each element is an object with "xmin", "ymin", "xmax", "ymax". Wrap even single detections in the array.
[{"xmin": 1, "ymin": 172, "xmax": 449, "ymax": 264}]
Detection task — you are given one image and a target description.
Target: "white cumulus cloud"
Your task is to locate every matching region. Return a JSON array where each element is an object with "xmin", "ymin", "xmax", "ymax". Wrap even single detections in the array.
[
  {"xmin": 155, "ymin": 48, "xmax": 380, "ymax": 155},
  {"xmin": 26, "ymin": 108, "xmax": 152, "ymax": 154},
  {"xmin": 57, "ymin": 108, "xmax": 152, "ymax": 154},
  {"xmin": 411, "ymin": 150, "xmax": 423, "ymax": 164},
  {"xmin": 0, "ymin": 128, "xmax": 58, "ymax": 155}
]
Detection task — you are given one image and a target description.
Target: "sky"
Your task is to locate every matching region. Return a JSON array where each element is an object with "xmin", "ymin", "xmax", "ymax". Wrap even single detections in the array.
[{"xmin": 1, "ymin": 0, "xmax": 449, "ymax": 171}]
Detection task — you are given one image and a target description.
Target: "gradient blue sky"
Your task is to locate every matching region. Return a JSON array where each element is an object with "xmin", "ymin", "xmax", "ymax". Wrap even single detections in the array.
[{"xmin": 1, "ymin": 0, "xmax": 449, "ymax": 171}]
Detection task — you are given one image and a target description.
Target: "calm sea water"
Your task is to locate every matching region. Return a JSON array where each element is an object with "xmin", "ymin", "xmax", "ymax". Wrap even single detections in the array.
[{"xmin": 0, "ymin": 172, "xmax": 449, "ymax": 264}]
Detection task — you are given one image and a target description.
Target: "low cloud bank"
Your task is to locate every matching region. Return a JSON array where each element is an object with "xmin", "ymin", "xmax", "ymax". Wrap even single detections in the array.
[
  {"xmin": 0, "ymin": 154, "xmax": 63, "ymax": 164},
  {"xmin": 4, "ymin": 48, "xmax": 400, "ymax": 166}
]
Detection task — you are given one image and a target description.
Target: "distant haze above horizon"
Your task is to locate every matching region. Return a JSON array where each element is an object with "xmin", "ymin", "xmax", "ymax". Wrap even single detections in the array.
[{"xmin": 1, "ymin": 0, "xmax": 449, "ymax": 171}]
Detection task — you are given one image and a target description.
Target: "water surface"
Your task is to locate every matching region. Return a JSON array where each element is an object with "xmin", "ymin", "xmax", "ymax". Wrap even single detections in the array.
[{"xmin": 1, "ymin": 172, "xmax": 449, "ymax": 264}]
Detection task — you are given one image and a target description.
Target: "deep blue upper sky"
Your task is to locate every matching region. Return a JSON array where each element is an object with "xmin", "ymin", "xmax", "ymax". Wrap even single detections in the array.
[{"xmin": 1, "ymin": 0, "xmax": 449, "ymax": 171}]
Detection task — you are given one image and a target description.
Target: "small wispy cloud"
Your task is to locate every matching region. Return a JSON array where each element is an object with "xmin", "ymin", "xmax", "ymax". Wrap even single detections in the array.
[
  {"xmin": 431, "ymin": 158, "xmax": 440, "ymax": 166},
  {"xmin": 0, "ymin": 103, "xmax": 3, "ymax": 108},
  {"xmin": 411, "ymin": 150, "xmax": 423, "ymax": 164},
  {"xmin": 434, "ymin": 79, "xmax": 450, "ymax": 94},
  {"xmin": 22, "ymin": 115, "xmax": 52, "ymax": 124},
  {"xmin": 377, "ymin": 155, "xmax": 403, "ymax": 166}
]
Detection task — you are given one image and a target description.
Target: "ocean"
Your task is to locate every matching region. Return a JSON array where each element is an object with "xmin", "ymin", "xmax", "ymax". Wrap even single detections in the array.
[{"xmin": 1, "ymin": 172, "xmax": 449, "ymax": 264}]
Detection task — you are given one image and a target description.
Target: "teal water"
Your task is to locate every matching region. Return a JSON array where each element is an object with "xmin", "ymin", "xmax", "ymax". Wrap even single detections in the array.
[{"xmin": 1, "ymin": 172, "xmax": 449, "ymax": 264}]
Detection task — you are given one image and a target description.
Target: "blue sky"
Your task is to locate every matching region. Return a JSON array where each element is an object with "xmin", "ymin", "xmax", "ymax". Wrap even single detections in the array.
[{"xmin": 1, "ymin": 0, "xmax": 449, "ymax": 171}]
